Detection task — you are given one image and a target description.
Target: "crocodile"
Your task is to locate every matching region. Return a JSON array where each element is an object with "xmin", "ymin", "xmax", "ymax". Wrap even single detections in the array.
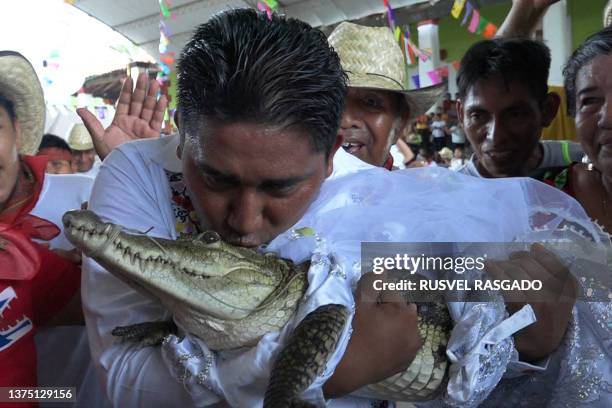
[{"xmin": 63, "ymin": 209, "xmax": 452, "ymax": 406}]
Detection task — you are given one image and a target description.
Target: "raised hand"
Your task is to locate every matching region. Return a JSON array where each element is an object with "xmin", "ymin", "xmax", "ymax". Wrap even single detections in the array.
[
  {"xmin": 77, "ymin": 72, "xmax": 168, "ymax": 160},
  {"xmin": 497, "ymin": 0, "xmax": 562, "ymax": 38}
]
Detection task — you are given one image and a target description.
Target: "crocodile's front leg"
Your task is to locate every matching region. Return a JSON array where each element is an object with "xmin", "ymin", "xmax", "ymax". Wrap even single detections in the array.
[
  {"xmin": 264, "ymin": 304, "xmax": 350, "ymax": 408},
  {"xmin": 112, "ymin": 321, "xmax": 178, "ymax": 347}
]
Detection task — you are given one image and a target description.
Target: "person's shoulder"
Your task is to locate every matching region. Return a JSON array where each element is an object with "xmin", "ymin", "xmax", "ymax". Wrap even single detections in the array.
[
  {"xmin": 114, "ymin": 134, "xmax": 177, "ymax": 157},
  {"xmin": 106, "ymin": 134, "xmax": 180, "ymax": 172},
  {"xmin": 456, "ymin": 156, "xmax": 480, "ymax": 177}
]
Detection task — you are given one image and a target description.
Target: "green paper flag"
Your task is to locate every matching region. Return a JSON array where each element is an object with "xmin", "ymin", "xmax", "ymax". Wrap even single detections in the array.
[{"xmin": 476, "ymin": 16, "xmax": 488, "ymax": 35}]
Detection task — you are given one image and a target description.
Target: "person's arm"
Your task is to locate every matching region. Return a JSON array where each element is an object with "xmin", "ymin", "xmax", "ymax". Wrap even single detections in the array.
[
  {"xmin": 31, "ymin": 244, "xmax": 82, "ymax": 326},
  {"xmin": 323, "ymin": 273, "xmax": 422, "ymax": 398},
  {"xmin": 77, "ymin": 73, "xmax": 168, "ymax": 161},
  {"xmin": 496, "ymin": 0, "xmax": 561, "ymax": 38},
  {"xmin": 395, "ymin": 138, "xmax": 415, "ymax": 165},
  {"xmin": 81, "ymin": 145, "xmax": 221, "ymax": 407}
]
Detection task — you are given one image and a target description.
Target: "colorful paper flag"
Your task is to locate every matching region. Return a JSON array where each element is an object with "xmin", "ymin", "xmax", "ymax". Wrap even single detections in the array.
[
  {"xmin": 394, "ymin": 26, "xmax": 401, "ymax": 43},
  {"xmin": 159, "ymin": 0, "xmax": 171, "ymax": 17},
  {"xmin": 264, "ymin": 0, "xmax": 278, "ymax": 8},
  {"xmin": 451, "ymin": 0, "xmax": 467, "ymax": 19},
  {"xmin": 428, "ymin": 69, "xmax": 441, "ymax": 85},
  {"xmin": 483, "ymin": 22, "xmax": 497, "ymax": 39},
  {"xmin": 461, "ymin": 2, "xmax": 473, "ymax": 26},
  {"xmin": 257, "ymin": 2, "xmax": 273, "ymax": 19},
  {"xmin": 404, "ymin": 35, "xmax": 416, "ymax": 65},
  {"xmin": 412, "ymin": 74, "xmax": 420, "ymax": 89},
  {"xmin": 437, "ymin": 65, "xmax": 449, "ymax": 77},
  {"xmin": 476, "ymin": 16, "xmax": 488, "ymax": 35},
  {"xmin": 468, "ymin": 9, "xmax": 480, "ymax": 33},
  {"xmin": 382, "ymin": 0, "xmax": 397, "ymax": 30}
]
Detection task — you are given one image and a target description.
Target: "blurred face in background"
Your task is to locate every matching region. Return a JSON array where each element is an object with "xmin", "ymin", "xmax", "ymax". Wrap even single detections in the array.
[
  {"xmin": 71, "ymin": 148, "xmax": 96, "ymax": 173},
  {"xmin": 38, "ymin": 147, "xmax": 73, "ymax": 174}
]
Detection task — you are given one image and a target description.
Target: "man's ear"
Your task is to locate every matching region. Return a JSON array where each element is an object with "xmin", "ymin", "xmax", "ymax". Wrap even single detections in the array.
[
  {"xmin": 456, "ymin": 99, "xmax": 465, "ymax": 126},
  {"xmin": 395, "ymin": 108, "xmax": 411, "ymax": 144},
  {"xmin": 541, "ymin": 92, "xmax": 561, "ymax": 127},
  {"xmin": 176, "ymin": 133, "xmax": 184, "ymax": 160},
  {"xmin": 326, "ymin": 133, "xmax": 343, "ymax": 177},
  {"xmin": 13, "ymin": 120, "xmax": 22, "ymax": 152}
]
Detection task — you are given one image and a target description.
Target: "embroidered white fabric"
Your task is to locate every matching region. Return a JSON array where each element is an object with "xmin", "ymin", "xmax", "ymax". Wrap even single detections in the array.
[{"xmin": 159, "ymin": 167, "xmax": 611, "ymax": 407}]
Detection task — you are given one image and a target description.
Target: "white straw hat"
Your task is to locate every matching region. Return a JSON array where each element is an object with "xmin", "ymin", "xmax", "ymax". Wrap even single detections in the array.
[
  {"xmin": 328, "ymin": 22, "xmax": 445, "ymax": 116},
  {"xmin": 0, "ymin": 51, "xmax": 45, "ymax": 155},
  {"xmin": 67, "ymin": 123, "xmax": 94, "ymax": 151}
]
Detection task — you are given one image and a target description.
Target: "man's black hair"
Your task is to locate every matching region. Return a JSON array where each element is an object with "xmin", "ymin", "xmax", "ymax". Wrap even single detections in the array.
[
  {"xmin": 176, "ymin": 8, "xmax": 347, "ymax": 158},
  {"xmin": 457, "ymin": 37, "xmax": 551, "ymax": 104},
  {"xmin": 563, "ymin": 26, "xmax": 612, "ymax": 116},
  {"xmin": 39, "ymin": 133, "xmax": 71, "ymax": 152}
]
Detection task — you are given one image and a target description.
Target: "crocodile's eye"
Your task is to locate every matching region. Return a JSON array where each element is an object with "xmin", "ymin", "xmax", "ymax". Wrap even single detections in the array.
[{"xmin": 200, "ymin": 231, "xmax": 221, "ymax": 244}]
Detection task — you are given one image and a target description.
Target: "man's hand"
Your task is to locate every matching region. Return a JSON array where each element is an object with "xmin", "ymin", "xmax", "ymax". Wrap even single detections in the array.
[
  {"xmin": 323, "ymin": 273, "xmax": 422, "ymax": 398},
  {"xmin": 77, "ymin": 72, "xmax": 168, "ymax": 160},
  {"xmin": 486, "ymin": 243, "xmax": 576, "ymax": 362},
  {"xmin": 496, "ymin": 0, "xmax": 561, "ymax": 38}
]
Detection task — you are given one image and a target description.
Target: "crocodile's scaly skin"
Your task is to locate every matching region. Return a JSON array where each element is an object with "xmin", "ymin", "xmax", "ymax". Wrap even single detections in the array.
[
  {"xmin": 264, "ymin": 304, "xmax": 349, "ymax": 408},
  {"xmin": 63, "ymin": 210, "xmax": 452, "ymax": 403}
]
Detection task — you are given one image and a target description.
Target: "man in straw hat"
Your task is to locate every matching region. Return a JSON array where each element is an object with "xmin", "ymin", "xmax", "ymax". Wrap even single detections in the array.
[
  {"xmin": 0, "ymin": 50, "xmax": 82, "ymax": 393},
  {"xmin": 327, "ymin": 21, "xmax": 445, "ymax": 169},
  {"xmin": 68, "ymin": 123, "xmax": 100, "ymax": 178}
]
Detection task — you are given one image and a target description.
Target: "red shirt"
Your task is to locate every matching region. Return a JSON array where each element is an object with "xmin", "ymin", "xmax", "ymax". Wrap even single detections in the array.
[{"xmin": 0, "ymin": 157, "xmax": 81, "ymax": 407}]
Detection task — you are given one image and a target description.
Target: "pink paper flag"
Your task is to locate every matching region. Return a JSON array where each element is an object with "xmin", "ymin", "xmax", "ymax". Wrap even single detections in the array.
[
  {"xmin": 468, "ymin": 9, "xmax": 480, "ymax": 33},
  {"xmin": 428, "ymin": 70, "xmax": 441, "ymax": 85}
]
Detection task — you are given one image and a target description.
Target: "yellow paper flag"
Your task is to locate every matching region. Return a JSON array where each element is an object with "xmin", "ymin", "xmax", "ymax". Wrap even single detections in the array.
[
  {"xmin": 394, "ymin": 26, "xmax": 401, "ymax": 43},
  {"xmin": 451, "ymin": 0, "xmax": 467, "ymax": 19}
]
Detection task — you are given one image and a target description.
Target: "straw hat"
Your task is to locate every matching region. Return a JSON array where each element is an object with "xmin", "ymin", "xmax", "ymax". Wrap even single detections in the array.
[
  {"xmin": 328, "ymin": 22, "xmax": 445, "ymax": 116},
  {"xmin": 0, "ymin": 51, "xmax": 45, "ymax": 155},
  {"xmin": 438, "ymin": 147, "xmax": 453, "ymax": 161},
  {"xmin": 67, "ymin": 123, "xmax": 94, "ymax": 151}
]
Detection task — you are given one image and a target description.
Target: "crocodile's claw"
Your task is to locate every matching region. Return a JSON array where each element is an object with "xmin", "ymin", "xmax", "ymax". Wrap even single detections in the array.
[{"xmin": 111, "ymin": 320, "xmax": 178, "ymax": 347}]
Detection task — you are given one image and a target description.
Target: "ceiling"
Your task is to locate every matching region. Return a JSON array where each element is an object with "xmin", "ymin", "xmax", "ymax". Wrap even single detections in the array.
[{"xmin": 70, "ymin": 0, "xmax": 452, "ymax": 63}]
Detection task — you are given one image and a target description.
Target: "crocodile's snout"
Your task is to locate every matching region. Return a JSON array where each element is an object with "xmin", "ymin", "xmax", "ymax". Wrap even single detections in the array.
[{"xmin": 62, "ymin": 210, "xmax": 113, "ymax": 251}]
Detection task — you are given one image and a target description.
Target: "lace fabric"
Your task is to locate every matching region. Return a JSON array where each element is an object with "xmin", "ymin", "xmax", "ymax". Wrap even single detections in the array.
[{"xmin": 160, "ymin": 167, "xmax": 611, "ymax": 407}]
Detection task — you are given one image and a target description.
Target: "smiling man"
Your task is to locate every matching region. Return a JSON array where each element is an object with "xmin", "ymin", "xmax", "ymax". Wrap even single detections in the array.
[
  {"xmin": 328, "ymin": 22, "xmax": 444, "ymax": 169},
  {"xmin": 456, "ymin": 37, "xmax": 583, "ymax": 179}
]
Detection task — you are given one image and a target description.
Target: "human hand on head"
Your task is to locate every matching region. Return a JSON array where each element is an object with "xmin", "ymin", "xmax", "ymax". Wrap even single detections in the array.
[
  {"xmin": 323, "ymin": 272, "xmax": 422, "ymax": 398},
  {"xmin": 76, "ymin": 72, "xmax": 168, "ymax": 160},
  {"xmin": 486, "ymin": 243, "xmax": 576, "ymax": 362}
]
